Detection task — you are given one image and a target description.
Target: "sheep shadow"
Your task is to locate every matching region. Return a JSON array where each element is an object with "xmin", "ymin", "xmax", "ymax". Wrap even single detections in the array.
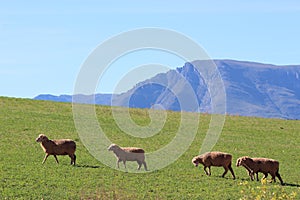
[
  {"xmin": 75, "ymin": 164, "xmax": 101, "ymax": 169},
  {"xmin": 282, "ymin": 183, "xmax": 300, "ymax": 187},
  {"xmin": 233, "ymin": 177, "xmax": 300, "ymax": 187}
]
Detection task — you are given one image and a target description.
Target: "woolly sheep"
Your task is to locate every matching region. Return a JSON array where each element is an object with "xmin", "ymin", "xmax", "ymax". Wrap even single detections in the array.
[
  {"xmin": 108, "ymin": 144, "xmax": 148, "ymax": 170},
  {"xmin": 192, "ymin": 151, "xmax": 236, "ymax": 179},
  {"xmin": 36, "ymin": 134, "xmax": 76, "ymax": 165},
  {"xmin": 236, "ymin": 156, "xmax": 284, "ymax": 185}
]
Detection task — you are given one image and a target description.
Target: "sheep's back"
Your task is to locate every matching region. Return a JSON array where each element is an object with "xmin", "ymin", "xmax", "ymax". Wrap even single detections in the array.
[
  {"xmin": 252, "ymin": 158, "xmax": 279, "ymax": 172},
  {"xmin": 53, "ymin": 139, "xmax": 76, "ymax": 154},
  {"xmin": 121, "ymin": 147, "xmax": 145, "ymax": 161},
  {"xmin": 205, "ymin": 152, "xmax": 232, "ymax": 166},
  {"xmin": 123, "ymin": 147, "xmax": 145, "ymax": 153}
]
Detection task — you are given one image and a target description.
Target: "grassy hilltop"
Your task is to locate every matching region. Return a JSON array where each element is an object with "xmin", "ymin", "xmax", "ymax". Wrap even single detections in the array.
[{"xmin": 0, "ymin": 97, "xmax": 299, "ymax": 199}]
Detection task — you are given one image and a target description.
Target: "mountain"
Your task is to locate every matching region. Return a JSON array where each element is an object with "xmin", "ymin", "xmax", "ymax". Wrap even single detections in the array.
[
  {"xmin": 33, "ymin": 60, "xmax": 300, "ymax": 119},
  {"xmin": 111, "ymin": 61, "xmax": 211, "ymax": 112},
  {"xmin": 112, "ymin": 60, "xmax": 300, "ymax": 119},
  {"xmin": 34, "ymin": 94, "xmax": 112, "ymax": 105},
  {"xmin": 215, "ymin": 60, "xmax": 300, "ymax": 119},
  {"xmin": 34, "ymin": 94, "xmax": 72, "ymax": 102}
]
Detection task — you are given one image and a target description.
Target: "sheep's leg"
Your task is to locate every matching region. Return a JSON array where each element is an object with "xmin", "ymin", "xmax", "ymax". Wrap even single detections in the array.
[
  {"xmin": 228, "ymin": 165, "xmax": 236, "ymax": 179},
  {"xmin": 208, "ymin": 166, "xmax": 211, "ymax": 176},
  {"xmin": 247, "ymin": 169, "xmax": 253, "ymax": 180},
  {"xmin": 53, "ymin": 155, "xmax": 59, "ymax": 164},
  {"xmin": 249, "ymin": 171, "xmax": 254, "ymax": 181},
  {"xmin": 73, "ymin": 155, "xmax": 76, "ymax": 165},
  {"xmin": 263, "ymin": 173, "xmax": 268, "ymax": 179},
  {"xmin": 143, "ymin": 161, "xmax": 148, "ymax": 171},
  {"xmin": 137, "ymin": 161, "xmax": 142, "ymax": 170},
  {"xmin": 204, "ymin": 166, "xmax": 209, "ymax": 175},
  {"xmin": 256, "ymin": 172, "xmax": 259, "ymax": 181},
  {"xmin": 271, "ymin": 175, "xmax": 276, "ymax": 183},
  {"xmin": 243, "ymin": 164, "xmax": 254, "ymax": 181},
  {"xmin": 69, "ymin": 154, "xmax": 76, "ymax": 165},
  {"xmin": 42, "ymin": 154, "xmax": 49, "ymax": 164},
  {"xmin": 250, "ymin": 173, "xmax": 254, "ymax": 181},
  {"xmin": 123, "ymin": 160, "xmax": 126, "ymax": 168},
  {"xmin": 222, "ymin": 166, "xmax": 229, "ymax": 178},
  {"xmin": 276, "ymin": 171, "xmax": 284, "ymax": 185},
  {"xmin": 116, "ymin": 159, "xmax": 121, "ymax": 168},
  {"xmin": 69, "ymin": 155, "xmax": 72, "ymax": 165},
  {"xmin": 204, "ymin": 166, "xmax": 212, "ymax": 176}
]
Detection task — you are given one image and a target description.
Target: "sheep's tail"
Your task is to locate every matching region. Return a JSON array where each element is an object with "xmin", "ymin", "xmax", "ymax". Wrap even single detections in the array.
[{"xmin": 72, "ymin": 141, "xmax": 76, "ymax": 150}]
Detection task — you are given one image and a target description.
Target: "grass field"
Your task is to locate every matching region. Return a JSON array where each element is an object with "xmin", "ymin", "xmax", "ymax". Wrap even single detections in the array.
[{"xmin": 0, "ymin": 97, "xmax": 299, "ymax": 199}]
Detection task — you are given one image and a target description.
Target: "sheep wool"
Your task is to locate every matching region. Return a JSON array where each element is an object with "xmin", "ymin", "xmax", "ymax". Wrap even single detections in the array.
[
  {"xmin": 108, "ymin": 144, "xmax": 148, "ymax": 171},
  {"xmin": 36, "ymin": 134, "xmax": 76, "ymax": 165},
  {"xmin": 192, "ymin": 151, "xmax": 236, "ymax": 179},
  {"xmin": 236, "ymin": 156, "xmax": 284, "ymax": 185}
]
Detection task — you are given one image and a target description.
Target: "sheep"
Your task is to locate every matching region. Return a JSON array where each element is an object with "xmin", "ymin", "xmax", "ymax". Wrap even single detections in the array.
[
  {"xmin": 236, "ymin": 156, "xmax": 284, "ymax": 185},
  {"xmin": 108, "ymin": 144, "xmax": 147, "ymax": 170},
  {"xmin": 36, "ymin": 134, "xmax": 76, "ymax": 165},
  {"xmin": 192, "ymin": 151, "xmax": 236, "ymax": 179}
]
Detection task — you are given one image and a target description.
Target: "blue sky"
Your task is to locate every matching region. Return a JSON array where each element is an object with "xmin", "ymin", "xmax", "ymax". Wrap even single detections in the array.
[{"xmin": 1, "ymin": 0, "xmax": 300, "ymax": 98}]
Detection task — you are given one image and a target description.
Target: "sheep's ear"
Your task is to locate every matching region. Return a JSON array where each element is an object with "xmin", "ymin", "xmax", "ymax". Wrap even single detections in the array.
[
  {"xmin": 110, "ymin": 144, "xmax": 115, "ymax": 148},
  {"xmin": 41, "ymin": 134, "xmax": 48, "ymax": 140},
  {"xmin": 243, "ymin": 156, "xmax": 251, "ymax": 161}
]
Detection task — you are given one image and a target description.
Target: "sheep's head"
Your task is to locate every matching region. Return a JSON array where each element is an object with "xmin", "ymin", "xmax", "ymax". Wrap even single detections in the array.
[
  {"xmin": 108, "ymin": 144, "xmax": 118, "ymax": 151},
  {"xmin": 36, "ymin": 134, "xmax": 49, "ymax": 143},
  {"xmin": 236, "ymin": 158, "xmax": 242, "ymax": 167},
  {"xmin": 236, "ymin": 156, "xmax": 249, "ymax": 167},
  {"xmin": 192, "ymin": 156, "xmax": 200, "ymax": 167}
]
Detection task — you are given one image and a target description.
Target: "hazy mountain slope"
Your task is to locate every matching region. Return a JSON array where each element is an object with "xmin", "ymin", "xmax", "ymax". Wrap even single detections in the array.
[
  {"xmin": 113, "ymin": 60, "xmax": 300, "ymax": 119},
  {"xmin": 33, "ymin": 60, "xmax": 300, "ymax": 119}
]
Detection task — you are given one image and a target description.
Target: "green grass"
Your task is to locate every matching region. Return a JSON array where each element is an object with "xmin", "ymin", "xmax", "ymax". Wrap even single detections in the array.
[{"xmin": 0, "ymin": 97, "xmax": 299, "ymax": 199}]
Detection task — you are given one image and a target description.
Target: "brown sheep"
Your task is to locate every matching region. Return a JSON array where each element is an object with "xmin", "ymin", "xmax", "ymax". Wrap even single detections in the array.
[
  {"xmin": 192, "ymin": 151, "xmax": 236, "ymax": 179},
  {"xmin": 108, "ymin": 144, "xmax": 148, "ymax": 170},
  {"xmin": 236, "ymin": 156, "xmax": 284, "ymax": 185},
  {"xmin": 36, "ymin": 134, "xmax": 76, "ymax": 165}
]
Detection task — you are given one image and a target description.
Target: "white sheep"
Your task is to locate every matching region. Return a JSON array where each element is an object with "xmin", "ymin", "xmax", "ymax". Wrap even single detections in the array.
[
  {"xmin": 108, "ymin": 144, "xmax": 148, "ymax": 170},
  {"xmin": 36, "ymin": 134, "xmax": 76, "ymax": 165}
]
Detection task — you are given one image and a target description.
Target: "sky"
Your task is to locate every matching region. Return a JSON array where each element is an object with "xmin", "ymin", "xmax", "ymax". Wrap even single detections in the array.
[{"xmin": 1, "ymin": 0, "xmax": 300, "ymax": 98}]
